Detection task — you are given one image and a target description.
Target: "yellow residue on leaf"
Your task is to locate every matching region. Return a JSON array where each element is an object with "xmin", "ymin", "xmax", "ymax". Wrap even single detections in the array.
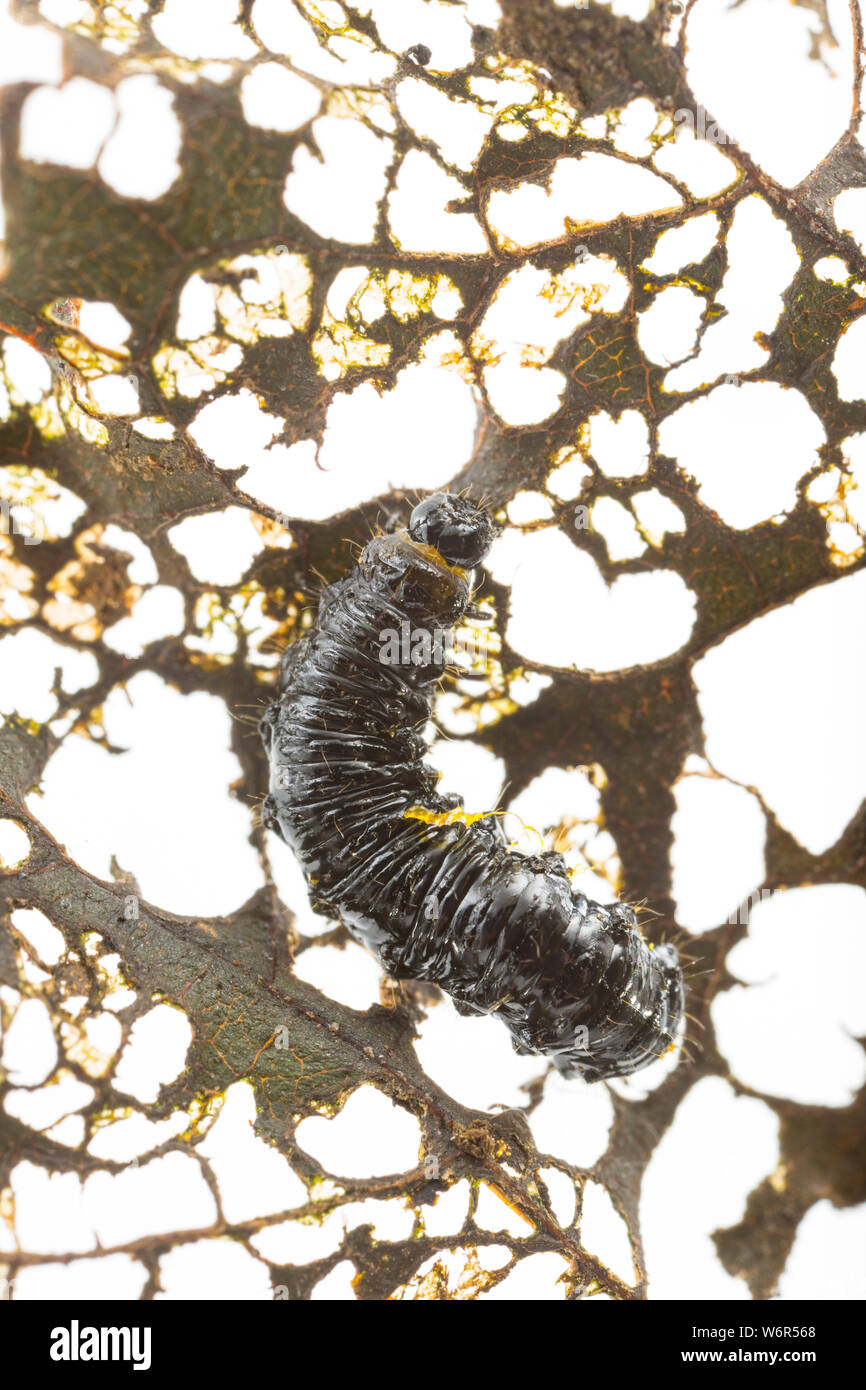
[
  {"xmin": 53, "ymin": 334, "xmax": 127, "ymax": 379},
  {"xmin": 44, "ymin": 523, "xmax": 139, "ymax": 642},
  {"xmin": 53, "ymin": 1, "xmax": 144, "ymax": 54},
  {"xmin": 312, "ymin": 309, "xmax": 392, "ymax": 382},
  {"xmin": 807, "ymin": 464, "xmax": 866, "ymax": 568},
  {"xmin": 326, "ymin": 87, "xmax": 392, "ymax": 128},
  {"xmin": 153, "ymin": 337, "xmax": 241, "ymax": 401},
  {"xmin": 214, "ymin": 250, "xmax": 313, "ymax": 345},
  {"xmin": 187, "ymin": 582, "xmax": 283, "ymax": 668},
  {"xmin": 60, "ymin": 1014, "xmax": 121, "ymax": 1080},
  {"xmin": 768, "ymin": 1163, "xmax": 788, "ymax": 1194},
  {"xmin": 0, "ymin": 548, "xmax": 38, "ymax": 625},
  {"xmin": 312, "ymin": 269, "xmax": 460, "ymax": 382},
  {"xmin": 470, "ymin": 57, "xmax": 577, "ymax": 141},
  {"xmin": 30, "ymin": 394, "xmax": 66, "ymax": 441}
]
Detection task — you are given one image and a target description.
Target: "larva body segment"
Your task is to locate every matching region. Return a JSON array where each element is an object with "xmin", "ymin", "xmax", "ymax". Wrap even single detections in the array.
[{"xmin": 260, "ymin": 493, "xmax": 684, "ymax": 1082}]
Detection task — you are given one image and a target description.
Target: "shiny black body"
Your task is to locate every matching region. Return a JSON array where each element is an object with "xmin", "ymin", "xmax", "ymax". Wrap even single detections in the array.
[{"xmin": 260, "ymin": 493, "xmax": 684, "ymax": 1082}]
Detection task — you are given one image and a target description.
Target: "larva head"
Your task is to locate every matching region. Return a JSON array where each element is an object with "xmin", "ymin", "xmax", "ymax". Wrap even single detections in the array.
[{"xmin": 408, "ymin": 492, "xmax": 495, "ymax": 568}]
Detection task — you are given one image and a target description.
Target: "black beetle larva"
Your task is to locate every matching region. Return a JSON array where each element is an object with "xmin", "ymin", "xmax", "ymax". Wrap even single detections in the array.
[{"xmin": 260, "ymin": 492, "xmax": 684, "ymax": 1081}]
